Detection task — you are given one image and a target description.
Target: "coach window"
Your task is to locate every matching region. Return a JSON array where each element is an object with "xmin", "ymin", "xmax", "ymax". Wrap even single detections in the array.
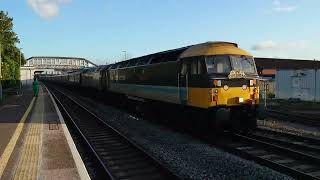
[
  {"xmin": 109, "ymin": 64, "xmax": 116, "ymax": 69},
  {"xmin": 137, "ymin": 56, "xmax": 151, "ymax": 66},
  {"xmin": 150, "ymin": 54, "xmax": 163, "ymax": 64},
  {"xmin": 127, "ymin": 59, "xmax": 138, "ymax": 67},
  {"xmin": 119, "ymin": 62, "xmax": 128, "ymax": 68}
]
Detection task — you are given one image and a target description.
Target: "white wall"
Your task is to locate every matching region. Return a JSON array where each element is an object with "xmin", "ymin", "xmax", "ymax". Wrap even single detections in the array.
[
  {"xmin": 20, "ymin": 67, "xmax": 35, "ymax": 86},
  {"xmin": 276, "ymin": 69, "xmax": 320, "ymax": 101}
]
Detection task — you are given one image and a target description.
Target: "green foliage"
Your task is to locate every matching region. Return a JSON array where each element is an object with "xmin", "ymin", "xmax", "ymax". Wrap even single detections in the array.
[
  {"xmin": 0, "ymin": 11, "xmax": 25, "ymax": 89},
  {"xmin": 267, "ymin": 92, "xmax": 275, "ymax": 99}
]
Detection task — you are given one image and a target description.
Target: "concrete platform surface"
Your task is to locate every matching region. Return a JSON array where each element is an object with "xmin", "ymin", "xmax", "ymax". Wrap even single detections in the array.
[{"xmin": 0, "ymin": 85, "xmax": 89, "ymax": 180}]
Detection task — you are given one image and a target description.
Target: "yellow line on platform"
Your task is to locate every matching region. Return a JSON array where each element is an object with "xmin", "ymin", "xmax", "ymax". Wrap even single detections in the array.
[
  {"xmin": 13, "ymin": 95, "xmax": 43, "ymax": 180},
  {"xmin": 0, "ymin": 97, "xmax": 36, "ymax": 179}
]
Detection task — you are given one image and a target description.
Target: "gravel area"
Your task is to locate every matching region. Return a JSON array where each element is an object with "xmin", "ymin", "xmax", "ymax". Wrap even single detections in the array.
[{"xmin": 60, "ymin": 87, "xmax": 293, "ymax": 179}]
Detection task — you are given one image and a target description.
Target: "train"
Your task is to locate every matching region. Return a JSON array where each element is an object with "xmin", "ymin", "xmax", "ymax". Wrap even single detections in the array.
[{"xmin": 41, "ymin": 42, "xmax": 260, "ymax": 131}]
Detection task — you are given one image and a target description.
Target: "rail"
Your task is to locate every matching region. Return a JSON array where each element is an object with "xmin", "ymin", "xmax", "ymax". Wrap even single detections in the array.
[
  {"xmin": 216, "ymin": 130, "xmax": 320, "ymax": 179},
  {"xmin": 267, "ymin": 109, "xmax": 320, "ymax": 126},
  {"xmin": 47, "ymin": 84, "xmax": 178, "ymax": 180}
]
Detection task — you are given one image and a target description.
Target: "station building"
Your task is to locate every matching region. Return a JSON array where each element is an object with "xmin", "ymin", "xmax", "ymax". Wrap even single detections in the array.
[{"xmin": 255, "ymin": 58, "xmax": 320, "ymax": 102}]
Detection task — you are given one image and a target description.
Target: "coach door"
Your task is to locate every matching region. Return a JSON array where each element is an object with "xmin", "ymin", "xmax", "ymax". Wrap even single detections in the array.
[{"xmin": 179, "ymin": 60, "xmax": 190, "ymax": 104}]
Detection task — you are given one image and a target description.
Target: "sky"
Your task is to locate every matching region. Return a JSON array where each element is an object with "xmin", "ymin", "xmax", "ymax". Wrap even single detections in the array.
[{"xmin": 1, "ymin": 0, "xmax": 320, "ymax": 65}]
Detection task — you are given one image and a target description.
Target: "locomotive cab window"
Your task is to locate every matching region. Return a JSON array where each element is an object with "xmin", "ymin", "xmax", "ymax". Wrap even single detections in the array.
[
  {"xmin": 205, "ymin": 55, "xmax": 256, "ymax": 75},
  {"xmin": 206, "ymin": 56, "xmax": 231, "ymax": 74},
  {"xmin": 230, "ymin": 56, "xmax": 256, "ymax": 74}
]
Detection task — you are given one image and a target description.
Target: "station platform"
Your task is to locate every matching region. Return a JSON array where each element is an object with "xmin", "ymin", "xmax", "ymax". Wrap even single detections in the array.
[{"xmin": 0, "ymin": 85, "xmax": 89, "ymax": 180}]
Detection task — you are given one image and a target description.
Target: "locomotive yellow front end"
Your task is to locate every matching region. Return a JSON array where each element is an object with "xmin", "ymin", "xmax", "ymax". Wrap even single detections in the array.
[
  {"xmin": 179, "ymin": 42, "xmax": 259, "ymax": 131},
  {"xmin": 208, "ymin": 74, "xmax": 259, "ymax": 130}
]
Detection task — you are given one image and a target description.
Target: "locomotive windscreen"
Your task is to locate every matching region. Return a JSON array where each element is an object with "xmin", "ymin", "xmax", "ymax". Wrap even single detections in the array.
[{"xmin": 205, "ymin": 55, "xmax": 257, "ymax": 74}]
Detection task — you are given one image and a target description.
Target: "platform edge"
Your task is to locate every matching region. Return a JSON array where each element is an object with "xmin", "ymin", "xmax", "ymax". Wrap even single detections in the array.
[{"xmin": 44, "ymin": 85, "xmax": 91, "ymax": 180}]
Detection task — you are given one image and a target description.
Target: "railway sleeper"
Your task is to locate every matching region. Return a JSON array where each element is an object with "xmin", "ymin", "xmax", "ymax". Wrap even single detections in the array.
[
  {"xmin": 101, "ymin": 153, "xmax": 144, "ymax": 161},
  {"xmin": 94, "ymin": 143, "xmax": 131, "ymax": 149},
  {"xmin": 103, "ymin": 156, "xmax": 149, "ymax": 165},
  {"xmin": 108, "ymin": 162, "xmax": 156, "ymax": 171},
  {"xmin": 113, "ymin": 166, "xmax": 162, "ymax": 180},
  {"xmin": 97, "ymin": 148, "xmax": 135, "ymax": 155}
]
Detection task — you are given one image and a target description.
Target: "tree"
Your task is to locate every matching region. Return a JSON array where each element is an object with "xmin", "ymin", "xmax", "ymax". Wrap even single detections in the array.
[{"xmin": 0, "ymin": 11, "xmax": 25, "ymax": 88}]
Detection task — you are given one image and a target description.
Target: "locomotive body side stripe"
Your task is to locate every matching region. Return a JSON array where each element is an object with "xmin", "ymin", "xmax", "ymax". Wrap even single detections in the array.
[{"xmin": 109, "ymin": 83, "xmax": 184, "ymax": 104}]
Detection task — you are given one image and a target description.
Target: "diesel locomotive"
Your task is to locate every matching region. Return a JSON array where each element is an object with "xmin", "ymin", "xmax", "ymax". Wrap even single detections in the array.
[{"xmin": 42, "ymin": 41, "xmax": 259, "ymax": 131}]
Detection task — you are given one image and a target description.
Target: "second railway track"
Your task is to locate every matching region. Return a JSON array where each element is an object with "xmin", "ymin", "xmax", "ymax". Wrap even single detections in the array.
[
  {"xmin": 217, "ymin": 128, "xmax": 320, "ymax": 179},
  {"xmin": 267, "ymin": 109, "xmax": 320, "ymax": 127},
  {"xmin": 47, "ymin": 84, "xmax": 178, "ymax": 180}
]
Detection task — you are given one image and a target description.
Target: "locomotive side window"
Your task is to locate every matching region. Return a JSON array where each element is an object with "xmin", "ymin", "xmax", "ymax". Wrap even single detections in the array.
[
  {"xmin": 181, "ymin": 57, "xmax": 205, "ymax": 75},
  {"xmin": 191, "ymin": 60, "xmax": 197, "ymax": 75},
  {"xmin": 191, "ymin": 59, "xmax": 204, "ymax": 75},
  {"xmin": 181, "ymin": 63, "xmax": 188, "ymax": 75},
  {"xmin": 198, "ymin": 60, "xmax": 203, "ymax": 74}
]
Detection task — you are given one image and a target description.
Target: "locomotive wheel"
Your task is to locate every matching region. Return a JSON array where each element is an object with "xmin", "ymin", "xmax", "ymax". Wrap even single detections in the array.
[
  {"xmin": 246, "ymin": 115, "xmax": 257, "ymax": 130},
  {"xmin": 211, "ymin": 108, "xmax": 230, "ymax": 133},
  {"xmin": 237, "ymin": 111, "xmax": 257, "ymax": 133}
]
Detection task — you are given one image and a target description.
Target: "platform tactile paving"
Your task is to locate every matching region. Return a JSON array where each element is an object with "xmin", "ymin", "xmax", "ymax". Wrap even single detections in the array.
[{"xmin": 13, "ymin": 96, "xmax": 43, "ymax": 180}]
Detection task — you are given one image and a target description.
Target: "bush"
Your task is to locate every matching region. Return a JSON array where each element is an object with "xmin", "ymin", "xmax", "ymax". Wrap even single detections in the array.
[{"xmin": 267, "ymin": 92, "xmax": 275, "ymax": 99}]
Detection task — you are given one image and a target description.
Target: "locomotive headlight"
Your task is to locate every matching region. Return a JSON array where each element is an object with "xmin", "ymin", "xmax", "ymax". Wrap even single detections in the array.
[
  {"xmin": 214, "ymin": 89, "xmax": 218, "ymax": 95},
  {"xmin": 242, "ymin": 85, "xmax": 247, "ymax": 90},
  {"xmin": 250, "ymin": 80, "xmax": 254, "ymax": 86},
  {"xmin": 223, "ymin": 85, "xmax": 229, "ymax": 91},
  {"xmin": 250, "ymin": 79, "xmax": 257, "ymax": 86}
]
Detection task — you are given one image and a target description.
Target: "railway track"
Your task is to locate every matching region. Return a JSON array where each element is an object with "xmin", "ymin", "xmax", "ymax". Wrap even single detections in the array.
[
  {"xmin": 267, "ymin": 109, "xmax": 320, "ymax": 126},
  {"xmin": 47, "ymin": 85, "xmax": 178, "ymax": 180},
  {"xmin": 217, "ymin": 128, "xmax": 320, "ymax": 179}
]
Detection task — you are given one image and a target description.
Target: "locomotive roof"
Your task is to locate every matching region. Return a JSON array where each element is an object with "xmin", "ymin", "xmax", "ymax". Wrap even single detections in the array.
[
  {"xmin": 180, "ymin": 42, "xmax": 252, "ymax": 58},
  {"xmin": 108, "ymin": 41, "xmax": 251, "ymax": 69}
]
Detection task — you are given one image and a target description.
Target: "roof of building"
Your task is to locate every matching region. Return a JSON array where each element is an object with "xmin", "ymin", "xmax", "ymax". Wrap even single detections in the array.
[
  {"xmin": 26, "ymin": 56, "xmax": 98, "ymax": 66},
  {"xmin": 255, "ymin": 57, "xmax": 320, "ymax": 70}
]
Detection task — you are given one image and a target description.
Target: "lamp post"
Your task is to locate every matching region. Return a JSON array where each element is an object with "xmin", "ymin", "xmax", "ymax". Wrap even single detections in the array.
[
  {"xmin": 315, "ymin": 59, "xmax": 317, "ymax": 102},
  {"xmin": 122, "ymin": 50, "xmax": 127, "ymax": 61},
  {"xmin": 19, "ymin": 48, "xmax": 22, "ymax": 94}
]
